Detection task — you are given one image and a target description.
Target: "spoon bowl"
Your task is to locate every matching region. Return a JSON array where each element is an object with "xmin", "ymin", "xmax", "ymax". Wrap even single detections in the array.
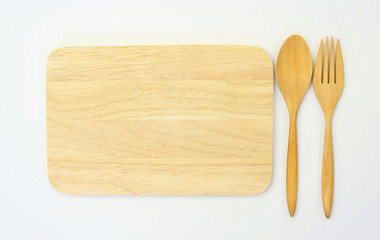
[{"xmin": 276, "ymin": 35, "xmax": 313, "ymax": 109}]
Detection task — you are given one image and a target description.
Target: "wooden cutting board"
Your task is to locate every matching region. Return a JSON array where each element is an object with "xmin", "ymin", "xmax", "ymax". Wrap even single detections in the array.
[{"xmin": 47, "ymin": 45, "xmax": 273, "ymax": 195}]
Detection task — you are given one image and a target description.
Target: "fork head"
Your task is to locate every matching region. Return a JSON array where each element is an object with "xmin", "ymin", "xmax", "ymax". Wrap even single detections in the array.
[{"xmin": 313, "ymin": 37, "xmax": 344, "ymax": 116}]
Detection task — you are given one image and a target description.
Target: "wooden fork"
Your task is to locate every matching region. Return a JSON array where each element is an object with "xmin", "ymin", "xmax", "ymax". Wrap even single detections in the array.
[{"xmin": 313, "ymin": 37, "xmax": 344, "ymax": 218}]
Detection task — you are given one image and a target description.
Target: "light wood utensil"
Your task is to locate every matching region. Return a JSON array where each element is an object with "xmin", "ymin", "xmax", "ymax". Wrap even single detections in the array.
[
  {"xmin": 313, "ymin": 37, "xmax": 344, "ymax": 218},
  {"xmin": 276, "ymin": 35, "xmax": 313, "ymax": 217}
]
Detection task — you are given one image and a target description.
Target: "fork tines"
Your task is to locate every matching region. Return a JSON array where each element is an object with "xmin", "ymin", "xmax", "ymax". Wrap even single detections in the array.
[{"xmin": 313, "ymin": 36, "xmax": 344, "ymax": 85}]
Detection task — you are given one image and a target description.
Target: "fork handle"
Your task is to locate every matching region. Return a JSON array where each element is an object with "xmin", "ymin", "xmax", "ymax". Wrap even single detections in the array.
[
  {"xmin": 322, "ymin": 115, "xmax": 334, "ymax": 218},
  {"xmin": 287, "ymin": 112, "xmax": 298, "ymax": 217}
]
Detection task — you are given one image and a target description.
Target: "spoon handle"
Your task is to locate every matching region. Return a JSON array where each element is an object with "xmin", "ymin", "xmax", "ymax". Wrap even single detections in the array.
[
  {"xmin": 287, "ymin": 113, "xmax": 298, "ymax": 217},
  {"xmin": 322, "ymin": 115, "xmax": 334, "ymax": 218}
]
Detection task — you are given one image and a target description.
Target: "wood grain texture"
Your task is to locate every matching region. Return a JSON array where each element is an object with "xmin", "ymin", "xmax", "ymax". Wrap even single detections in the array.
[
  {"xmin": 313, "ymin": 37, "xmax": 344, "ymax": 218},
  {"xmin": 276, "ymin": 36, "xmax": 313, "ymax": 216},
  {"xmin": 47, "ymin": 45, "xmax": 273, "ymax": 195}
]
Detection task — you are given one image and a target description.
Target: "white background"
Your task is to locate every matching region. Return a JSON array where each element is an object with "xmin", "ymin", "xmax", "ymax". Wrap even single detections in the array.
[{"xmin": 1, "ymin": 0, "xmax": 379, "ymax": 239}]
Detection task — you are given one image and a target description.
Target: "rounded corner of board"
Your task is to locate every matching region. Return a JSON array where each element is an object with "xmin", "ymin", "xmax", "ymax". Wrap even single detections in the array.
[
  {"xmin": 260, "ymin": 175, "xmax": 273, "ymax": 195},
  {"xmin": 47, "ymin": 46, "xmax": 72, "ymax": 62},
  {"xmin": 243, "ymin": 45, "xmax": 273, "ymax": 80},
  {"xmin": 245, "ymin": 180, "xmax": 273, "ymax": 196},
  {"xmin": 47, "ymin": 171, "xmax": 72, "ymax": 195},
  {"xmin": 255, "ymin": 47, "xmax": 273, "ymax": 67}
]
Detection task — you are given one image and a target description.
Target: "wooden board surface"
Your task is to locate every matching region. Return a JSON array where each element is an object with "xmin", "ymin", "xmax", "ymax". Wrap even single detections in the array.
[{"xmin": 46, "ymin": 45, "xmax": 273, "ymax": 195}]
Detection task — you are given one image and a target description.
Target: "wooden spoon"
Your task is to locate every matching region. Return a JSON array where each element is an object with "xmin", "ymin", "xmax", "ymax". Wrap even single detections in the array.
[{"xmin": 276, "ymin": 35, "xmax": 313, "ymax": 217}]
